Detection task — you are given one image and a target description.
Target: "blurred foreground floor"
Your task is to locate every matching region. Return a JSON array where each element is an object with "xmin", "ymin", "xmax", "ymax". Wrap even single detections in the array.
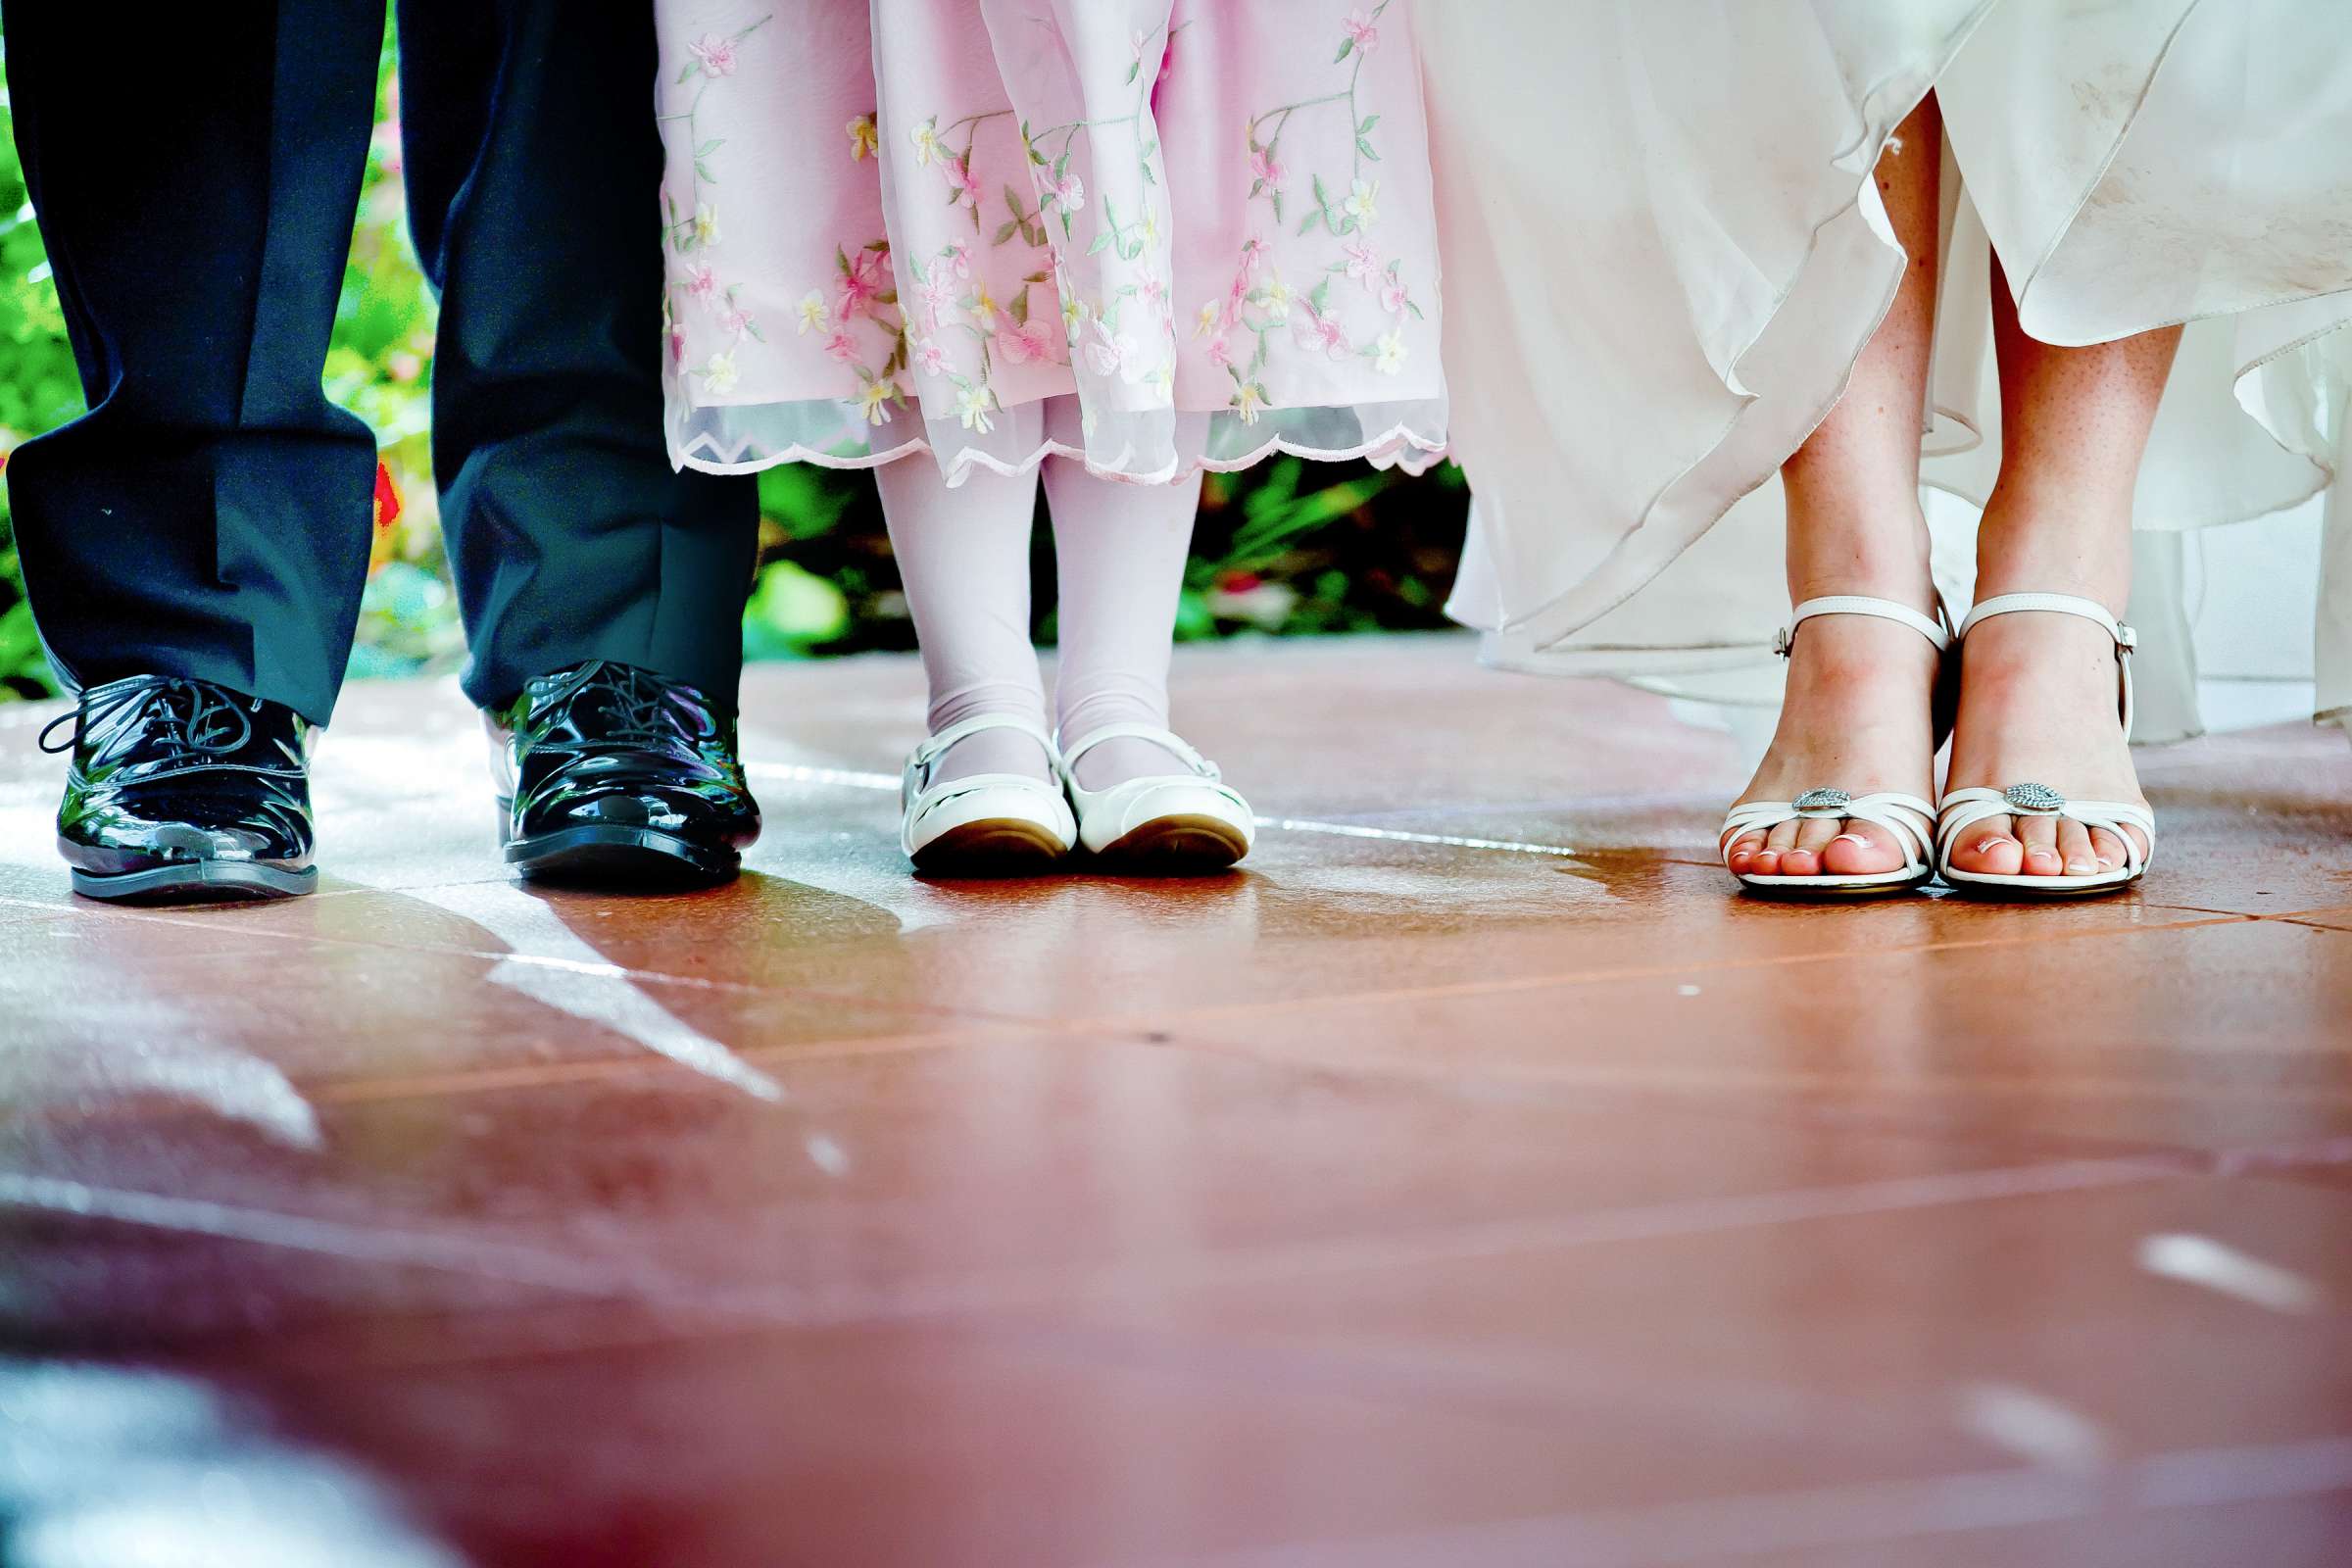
[{"xmin": 4, "ymin": 633, "xmax": 2352, "ymax": 1567}]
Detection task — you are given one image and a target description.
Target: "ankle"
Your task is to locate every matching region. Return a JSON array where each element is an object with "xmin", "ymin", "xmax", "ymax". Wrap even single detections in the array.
[
  {"xmin": 1972, "ymin": 499, "xmax": 2132, "ymax": 612},
  {"xmin": 1788, "ymin": 558, "xmax": 1934, "ymax": 601}
]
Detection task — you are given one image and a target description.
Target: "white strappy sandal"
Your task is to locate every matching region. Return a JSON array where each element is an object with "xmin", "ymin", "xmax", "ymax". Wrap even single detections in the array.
[
  {"xmin": 1055, "ymin": 723, "xmax": 1254, "ymax": 872},
  {"xmin": 900, "ymin": 713, "xmax": 1077, "ymax": 875},
  {"xmin": 1721, "ymin": 595, "xmax": 1951, "ymax": 899},
  {"xmin": 1935, "ymin": 593, "xmax": 2155, "ymax": 900}
]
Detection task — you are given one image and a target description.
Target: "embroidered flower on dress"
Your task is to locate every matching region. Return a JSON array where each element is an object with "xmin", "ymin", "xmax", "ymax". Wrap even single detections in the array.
[
  {"xmin": 1250, "ymin": 145, "xmax": 1286, "ymax": 195},
  {"xmin": 684, "ymin": 263, "xmax": 719, "ymax": 303},
  {"xmin": 1257, "ymin": 270, "xmax": 1293, "ymax": 322},
  {"xmin": 846, "ymin": 114, "xmax": 878, "ymax": 162},
  {"xmin": 1378, "ymin": 273, "xmax": 1409, "ymax": 315},
  {"xmin": 1342, "ymin": 11, "xmax": 1380, "ymax": 54},
  {"xmin": 1342, "ymin": 179, "xmax": 1379, "ymax": 230},
  {"xmin": 1232, "ymin": 380, "xmax": 1268, "ymax": 424},
  {"xmin": 688, "ymin": 34, "xmax": 740, "ymax": 77},
  {"xmin": 1372, "ymin": 328, "xmax": 1407, "ymax": 374},
  {"xmin": 910, "ymin": 337, "xmax": 949, "ymax": 377},
  {"xmin": 966, "ymin": 283, "xmax": 1002, "ymax": 333},
  {"xmin": 996, "ymin": 320, "xmax": 1058, "ymax": 366},
  {"xmin": 956, "ymin": 382, "xmax": 996, "ymax": 434},
  {"xmin": 1292, "ymin": 301, "xmax": 1350, "ymax": 360},
  {"xmin": 909, "ymin": 118, "xmax": 942, "ymax": 168},
  {"xmin": 795, "ymin": 292, "xmax": 830, "ymax": 334},
  {"xmin": 947, "ymin": 154, "xmax": 983, "ymax": 210},
  {"xmin": 858, "ymin": 379, "xmax": 896, "ymax": 425},
  {"xmin": 1205, "ymin": 335, "xmax": 1234, "ymax": 370},
  {"xmin": 917, "ymin": 270, "xmax": 957, "ymax": 331},
  {"xmin": 1085, "ymin": 319, "xmax": 1141, "ymax": 381},
  {"xmin": 692, "ymin": 203, "xmax": 721, "ymax": 248},
  {"xmin": 837, "ymin": 247, "xmax": 888, "ymax": 322},
  {"xmin": 1343, "ymin": 240, "xmax": 1382, "ymax": 288},
  {"xmin": 1044, "ymin": 168, "xmax": 1086, "ymax": 215},
  {"xmin": 943, "ymin": 239, "xmax": 974, "ymax": 278},
  {"xmin": 699, "ymin": 350, "xmax": 739, "ymax": 396},
  {"xmin": 822, "ymin": 331, "xmax": 858, "ymax": 363},
  {"xmin": 1194, "ymin": 302, "xmax": 1222, "ymax": 339}
]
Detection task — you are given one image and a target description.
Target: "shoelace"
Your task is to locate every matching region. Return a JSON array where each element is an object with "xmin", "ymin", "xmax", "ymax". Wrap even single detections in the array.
[
  {"xmin": 565, "ymin": 663, "xmax": 700, "ymax": 750},
  {"xmin": 38, "ymin": 676, "xmax": 255, "ymax": 760}
]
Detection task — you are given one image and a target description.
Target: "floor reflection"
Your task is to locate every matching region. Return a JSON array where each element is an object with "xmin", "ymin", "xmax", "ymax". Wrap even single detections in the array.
[{"xmin": 0, "ymin": 1359, "xmax": 463, "ymax": 1568}]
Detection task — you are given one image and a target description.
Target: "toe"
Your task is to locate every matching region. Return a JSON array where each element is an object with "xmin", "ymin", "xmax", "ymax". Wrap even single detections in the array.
[
  {"xmin": 1781, "ymin": 817, "xmax": 1839, "ymax": 877},
  {"xmin": 2017, "ymin": 815, "xmax": 2063, "ymax": 876},
  {"xmin": 2087, "ymin": 826, "xmax": 2126, "ymax": 872},
  {"xmin": 1947, "ymin": 812, "xmax": 2024, "ymax": 876},
  {"xmin": 1725, "ymin": 829, "xmax": 1766, "ymax": 872},
  {"xmin": 2056, "ymin": 819, "xmax": 2099, "ymax": 878},
  {"xmin": 1751, "ymin": 819, "xmax": 1799, "ymax": 874},
  {"xmin": 1821, "ymin": 819, "xmax": 1906, "ymax": 875}
]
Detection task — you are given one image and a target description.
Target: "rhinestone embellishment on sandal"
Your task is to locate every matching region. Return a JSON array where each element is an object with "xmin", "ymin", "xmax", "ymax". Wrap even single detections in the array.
[
  {"xmin": 1792, "ymin": 788, "xmax": 1852, "ymax": 812},
  {"xmin": 2003, "ymin": 782, "xmax": 2065, "ymax": 812}
]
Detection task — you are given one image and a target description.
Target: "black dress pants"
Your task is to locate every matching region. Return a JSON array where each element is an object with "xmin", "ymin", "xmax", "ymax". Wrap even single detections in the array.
[{"xmin": 2, "ymin": 1, "xmax": 757, "ymax": 723}]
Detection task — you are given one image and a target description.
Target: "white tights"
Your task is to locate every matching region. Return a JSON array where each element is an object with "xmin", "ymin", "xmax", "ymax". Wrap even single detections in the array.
[{"xmin": 873, "ymin": 454, "xmax": 1202, "ymax": 789}]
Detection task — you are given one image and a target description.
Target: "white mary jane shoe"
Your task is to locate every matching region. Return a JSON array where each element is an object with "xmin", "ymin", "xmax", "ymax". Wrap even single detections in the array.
[
  {"xmin": 1721, "ymin": 594, "xmax": 1951, "ymax": 899},
  {"xmin": 1055, "ymin": 723, "xmax": 1254, "ymax": 873},
  {"xmin": 900, "ymin": 713, "xmax": 1077, "ymax": 876},
  {"xmin": 1935, "ymin": 593, "xmax": 2156, "ymax": 900}
]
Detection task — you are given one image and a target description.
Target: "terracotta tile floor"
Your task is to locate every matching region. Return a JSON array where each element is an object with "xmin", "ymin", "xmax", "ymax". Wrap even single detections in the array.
[{"xmin": 4, "ymin": 633, "xmax": 2352, "ymax": 1567}]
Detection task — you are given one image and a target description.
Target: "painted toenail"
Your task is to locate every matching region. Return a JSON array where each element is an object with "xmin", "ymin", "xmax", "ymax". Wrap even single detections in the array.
[
  {"xmin": 1829, "ymin": 834, "xmax": 1868, "ymax": 848},
  {"xmin": 2066, "ymin": 858, "xmax": 2095, "ymax": 873}
]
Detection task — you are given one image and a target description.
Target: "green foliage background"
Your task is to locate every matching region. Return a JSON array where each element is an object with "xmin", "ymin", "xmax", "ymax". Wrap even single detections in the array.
[{"xmin": 0, "ymin": 31, "xmax": 1466, "ymax": 702}]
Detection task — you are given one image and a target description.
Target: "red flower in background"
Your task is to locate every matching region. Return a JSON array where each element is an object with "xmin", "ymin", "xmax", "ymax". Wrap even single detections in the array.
[{"xmin": 373, "ymin": 460, "xmax": 402, "ymax": 534}]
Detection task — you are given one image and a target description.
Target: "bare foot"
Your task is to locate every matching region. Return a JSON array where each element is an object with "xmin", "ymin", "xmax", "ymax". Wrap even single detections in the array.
[
  {"xmin": 1942, "ymin": 606, "xmax": 2148, "ymax": 878},
  {"xmin": 1726, "ymin": 612, "xmax": 1941, "ymax": 879}
]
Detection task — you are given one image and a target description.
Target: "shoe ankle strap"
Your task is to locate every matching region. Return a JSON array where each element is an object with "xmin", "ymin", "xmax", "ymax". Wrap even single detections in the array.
[
  {"xmin": 1056, "ymin": 723, "xmax": 1218, "ymax": 780},
  {"xmin": 1776, "ymin": 596, "xmax": 1952, "ymax": 658},
  {"xmin": 909, "ymin": 713, "xmax": 1059, "ymax": 780},
  {"xmin": 1958, "ymin": 592, "xmax": 2134, "ymax": 648},
  {"xmin": 1958, "ymin": 591, "xmax": 2136, "ymax": 740}
]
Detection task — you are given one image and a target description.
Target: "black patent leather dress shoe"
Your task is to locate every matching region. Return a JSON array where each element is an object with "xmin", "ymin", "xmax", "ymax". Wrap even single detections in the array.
[
  {"xmin": 39, "ymin": 675, "xmax": 319, "ymax": 903},
  {"xmin": 489, "ymin": 661, "xmax": 760, "ymax": 885}
]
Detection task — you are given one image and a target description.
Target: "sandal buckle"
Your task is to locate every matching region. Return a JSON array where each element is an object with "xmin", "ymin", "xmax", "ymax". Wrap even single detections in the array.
[{"xmin": 2003, "ymin": 782, "xmax": 2065, "ymax": 813}]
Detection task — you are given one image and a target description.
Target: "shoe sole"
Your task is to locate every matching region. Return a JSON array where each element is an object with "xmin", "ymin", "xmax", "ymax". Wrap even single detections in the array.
[
  {"xmin": 1735, "ymin": 871, "xmax": 1931, "ymax": 902},
  {"xmin": 1093, "ymin": 813, "xmax": 1250, "ymax": 876},
  {"xmin": 1940, "ymin": 870, "xmax": 2141, "ymax": 901},
  {"xmin": 506, "ymin": 825, "xmax": 740, "ymax": 886},
  {"xmin": 70, "ymin": 861, "xmax": 318, "ymax": 905},
  {"xmin": 909, "ymin": 818, "xmax": 1070, "ymax": 878}
]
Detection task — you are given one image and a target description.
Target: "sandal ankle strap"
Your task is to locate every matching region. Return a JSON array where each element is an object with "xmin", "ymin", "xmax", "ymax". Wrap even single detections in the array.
[
  {"xmin": 1958, "ymin": 592, "xmax": 2133, "ymax": 647},
  {"xmin": 1958, "ymin": 592, "xmax": 2136, "ymax": 740},
  {"xmin": 1775, "ymin": 595, "xmax": 1952, "ymax": 658}
]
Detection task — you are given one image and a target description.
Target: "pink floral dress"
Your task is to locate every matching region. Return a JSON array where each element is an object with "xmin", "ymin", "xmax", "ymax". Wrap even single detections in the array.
[{"xmin": 655, "ymin": 0, "xmax": 1446, "ymax": 485}]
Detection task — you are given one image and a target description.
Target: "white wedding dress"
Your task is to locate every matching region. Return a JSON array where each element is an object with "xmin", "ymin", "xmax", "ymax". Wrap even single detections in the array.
[{"xmin": 1419, "ymin": 0, "xmax": 2352, "ymax": 744}]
